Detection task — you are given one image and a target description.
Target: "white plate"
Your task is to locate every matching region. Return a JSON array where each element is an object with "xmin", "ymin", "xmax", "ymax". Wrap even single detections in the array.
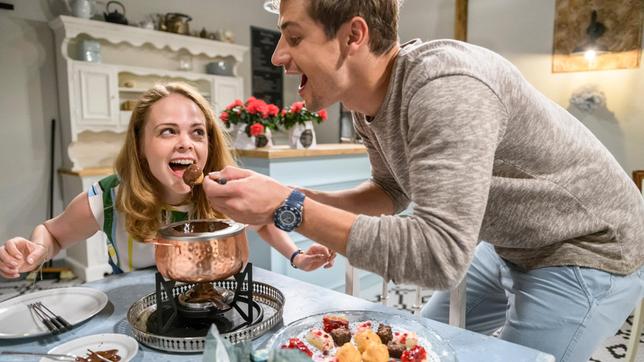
[
  {"xmin": 42, "ymin": 333, "xmax": 138, "ymax": 362},
  {"xmin": 0, "ymin": 287, "xmax": 108, "ymax": 339}
]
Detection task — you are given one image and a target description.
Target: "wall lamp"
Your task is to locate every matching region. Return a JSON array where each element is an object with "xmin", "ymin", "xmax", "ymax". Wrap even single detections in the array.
[{"xmin": 572, "ymin": 10, "xmax": 608, "ymax": 62}]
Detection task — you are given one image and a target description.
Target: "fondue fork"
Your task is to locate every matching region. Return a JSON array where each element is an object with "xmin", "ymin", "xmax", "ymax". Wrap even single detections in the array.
[
  {"xmin": 28, "ymin": 302, "xmax": 60, "ymax": 334},
  {"xmin": 1, "ymin": 351, "xmax": 78, "ymax": 361},
  {"xmin": 36, "ymin": 301, "xmax": 73, "ymax": 331},
  {"xmin": 87, "ymin": 349, "xmax": 114, "ymax": 362}
]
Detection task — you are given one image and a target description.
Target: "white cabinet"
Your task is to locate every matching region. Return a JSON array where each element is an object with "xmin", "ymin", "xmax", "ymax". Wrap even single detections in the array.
[
  {"xmin": 212, "ymin": 76, "xmax": 243, "ymax": 115},
  {"xmin": 49, "ymin": 15, "xmax": 248, "ymax": 281},
  {"xmin": 72, "ymin": 62, "xmax": 119, "ymax": 131},
  {"xmin": 50, "ymin": 15, "xmax": 248, "ymax": 172}
]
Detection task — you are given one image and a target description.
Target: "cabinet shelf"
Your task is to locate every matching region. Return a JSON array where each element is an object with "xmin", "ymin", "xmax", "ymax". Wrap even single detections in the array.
[{"xmin": 50, "ymin": 15, "xmax": 248, "ymax": 61}]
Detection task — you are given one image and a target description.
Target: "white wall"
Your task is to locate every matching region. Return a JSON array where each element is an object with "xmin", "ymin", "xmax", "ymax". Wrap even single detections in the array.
[
  {"xmin": 467, "ymin": 0, "xmax": 644, "ymax": 173},
  {"xmin": 1, "ymin": 0, "xmax": 642, "ymax": 245},
  {"xmin": 0, "ymin": 9, "xmax": 61, "ymax": 243}
]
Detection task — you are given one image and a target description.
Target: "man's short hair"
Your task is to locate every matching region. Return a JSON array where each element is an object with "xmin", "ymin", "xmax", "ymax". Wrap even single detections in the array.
[{"xmin": 279, "ymin": 0, "xmax": 401, "ymax": 55}]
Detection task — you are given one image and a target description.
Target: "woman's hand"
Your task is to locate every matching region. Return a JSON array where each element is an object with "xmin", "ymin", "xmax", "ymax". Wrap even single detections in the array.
[
  {"xmin": 0, "ymin": 237, "xmax": 49, "ymax": 279},
  {"xmin": 294, "ymin": 243, "xmax": 336, "ymax": 271}
]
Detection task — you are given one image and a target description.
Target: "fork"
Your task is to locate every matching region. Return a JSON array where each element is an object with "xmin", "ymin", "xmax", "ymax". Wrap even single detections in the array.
[
  {"xmin": 36, "ymin": 301, "xmax": 73, "ymax": 331},
  {"xmin": 28, "ymin": 302, "xmax": 60, "ymax": 334}
]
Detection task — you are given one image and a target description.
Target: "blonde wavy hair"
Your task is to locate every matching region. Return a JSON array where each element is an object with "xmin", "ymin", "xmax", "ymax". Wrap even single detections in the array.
[{"xmin": 114, "ymin": 82, "xmax": 235, "ymax": 241}]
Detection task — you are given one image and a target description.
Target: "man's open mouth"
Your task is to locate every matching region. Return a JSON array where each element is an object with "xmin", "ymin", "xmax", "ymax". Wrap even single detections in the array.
[{"xmin": 299, "ymin": 74, "xmax": 308, "ymax": 90}]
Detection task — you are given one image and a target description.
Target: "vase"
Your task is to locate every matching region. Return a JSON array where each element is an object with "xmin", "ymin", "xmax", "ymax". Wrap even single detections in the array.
[
  {"xmin": 288, "ymin": 120, "xmax": 317, "ymax": 149},
  {"xmin": 233, "ymin": 124, "xmax": 272, "ymax": 149}
]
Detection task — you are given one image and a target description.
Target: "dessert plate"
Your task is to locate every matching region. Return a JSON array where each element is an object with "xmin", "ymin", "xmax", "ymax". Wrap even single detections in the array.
[
  {"xmin": 267, "ymin": 310, "xmax": 456, "ymax": 361},
  {"xmin": 42, "ymin": 333, "xmax": 138, "ymax": 362},
  {"xmin": 0, "ymin": 287, "xmax": 108, "ymax": 339}
]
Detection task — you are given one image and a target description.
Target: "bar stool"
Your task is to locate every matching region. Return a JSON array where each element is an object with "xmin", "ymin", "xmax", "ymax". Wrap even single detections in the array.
[
  {"xmin": 345, "ymin": 264, "xmax": 467, "ymax": 328},
  {"xmin": 626, "ymin": 299, "xmax": 644, "ymax": 362}
]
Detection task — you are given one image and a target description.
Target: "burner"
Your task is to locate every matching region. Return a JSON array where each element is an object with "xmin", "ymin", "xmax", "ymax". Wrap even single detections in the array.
[
  {"xmin": 177, "ymin": 283, "xmax": 234, "ymax": 312},
  {"xmin": 145, "ymin": 263, "xmax": 266, "ymax": 338},
  {"xmin": 127, "ymin": 265, "xmax": 285, "ymax": 352}
]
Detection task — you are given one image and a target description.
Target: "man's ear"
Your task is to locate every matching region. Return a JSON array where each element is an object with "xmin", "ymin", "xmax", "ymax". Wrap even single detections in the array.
[{"xmin": 345, "ymin": 16, "xmax": 369, "ymax": 54}]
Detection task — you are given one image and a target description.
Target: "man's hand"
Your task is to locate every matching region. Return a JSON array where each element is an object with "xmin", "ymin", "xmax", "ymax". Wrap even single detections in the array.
[{"xmin": 203, "ymin": 166, "xmax": 292, "ymax": 225}]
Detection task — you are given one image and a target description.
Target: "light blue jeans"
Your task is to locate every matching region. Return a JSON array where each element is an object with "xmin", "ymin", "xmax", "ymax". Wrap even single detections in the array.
[{"xmin": 421, "ymin": 242, "xmax": 644, "ymax": 362}]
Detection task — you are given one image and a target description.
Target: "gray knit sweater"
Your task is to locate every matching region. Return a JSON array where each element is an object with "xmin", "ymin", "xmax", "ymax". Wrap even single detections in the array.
[{"xmin": 346, "ymin": 39, "xmax": 644, "ymax": 289}]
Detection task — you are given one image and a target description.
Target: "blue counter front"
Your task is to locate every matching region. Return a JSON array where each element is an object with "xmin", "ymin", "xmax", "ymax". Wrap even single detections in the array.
[{"xmin": 234, "ymin": 144, "xmax": 378, "ymax": 294}]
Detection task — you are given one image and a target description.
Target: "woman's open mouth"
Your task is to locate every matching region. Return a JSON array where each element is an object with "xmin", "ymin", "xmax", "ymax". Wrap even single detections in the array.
[{"xmin": 169, "ymin": 159, "xmax": 194, "ymax": 178}]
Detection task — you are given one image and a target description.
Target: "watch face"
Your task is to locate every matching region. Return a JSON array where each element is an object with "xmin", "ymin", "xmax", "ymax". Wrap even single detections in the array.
[{"xmin": 279, "ymin": 210, "xmax": 297, "ymax": 226}]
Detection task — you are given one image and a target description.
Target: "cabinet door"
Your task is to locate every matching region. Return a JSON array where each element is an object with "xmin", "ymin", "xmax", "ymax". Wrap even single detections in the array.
[
  {"xmin": 212, "ymin": 76, "xmax": 243, "ymax": 116},
  {"xmin": 73, "ymin": 63, "xmax": 119, "ymax": 129}
]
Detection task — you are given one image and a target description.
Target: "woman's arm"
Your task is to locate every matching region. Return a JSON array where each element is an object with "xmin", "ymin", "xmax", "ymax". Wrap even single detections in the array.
[
  {"xmin": 252, "ymin": 224, "xmax": 335, "ymax": 271},
  {"xmin": 0, "ymin": 192, "xmax": 100, "ymax": 278},
  {"xmin": 43, "ymin": 191, "xmax": 101, "ymax": 256}
]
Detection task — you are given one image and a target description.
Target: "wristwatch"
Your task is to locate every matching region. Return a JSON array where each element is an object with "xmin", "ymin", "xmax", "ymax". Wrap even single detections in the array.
[{"xmin": 273, "ymin": 189, "xmax": 305, "ymax": 232}]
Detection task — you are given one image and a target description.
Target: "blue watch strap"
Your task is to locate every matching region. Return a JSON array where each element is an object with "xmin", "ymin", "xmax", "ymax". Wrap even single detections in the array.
[{"xmin": 287, "ymin": 188, "xmax": 305, "ymax": 206}]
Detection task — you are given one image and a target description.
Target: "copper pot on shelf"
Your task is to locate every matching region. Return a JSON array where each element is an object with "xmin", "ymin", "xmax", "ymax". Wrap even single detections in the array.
[
  {"xmin": 163, "ymin": 12, "xmax": 192, "ymax": 35},
  {"xmin": 153, "ymin": 219, "xmax": 248, "ymax": 282}
]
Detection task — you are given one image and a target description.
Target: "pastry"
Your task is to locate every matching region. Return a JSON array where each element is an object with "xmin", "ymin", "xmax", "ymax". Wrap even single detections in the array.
[
  {"xmin": 305, "ymin": 328, "xmax": 334, "ymax": 353},
  {"xmin": 393, "ymin": 330, "xmax": 418, "ymax": 348},
  {"xmin": 335, "ymin": 342, "xmax": 361, "ymax": 362},
  {"xmin": 280, "ymin": 337, "xmax": 313, "ymax": 357},
  {"xmin": 182, "ymin": 163, "xmax": 204, "ymax": 186},
  {"xmin": 355, "ymin": 320, "xmax": 373, "ymax": 333},
  {"xmin": 361, "ymin": 342, "xmax": 389, "ymax": 362},
  {"xmin": 322, "ymin": 313, "xmax": 349, "ymax": 333},
  {"xmin": 330, "ymin": 327, "xmax": 352, "ymax": 346},
  {"xmin": 376, "ymin": 323, "xmax": 393, "ymax": 344},
  {"xmin": 386, "ymin": 340, "xmax": 406, "ymax": 358},
  {"xmin": 400, "ymin": 345, "xmax": 428, "ymax": 362},
  {"xmin": 354, "ymin": 329, "xmax": 381, "ymax": 353}
]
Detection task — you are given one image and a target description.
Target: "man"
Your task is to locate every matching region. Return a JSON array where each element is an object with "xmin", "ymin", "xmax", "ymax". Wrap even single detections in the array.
[{"xmin": 203, "ymin": 1, "xmax": 644, "ymax": 360}]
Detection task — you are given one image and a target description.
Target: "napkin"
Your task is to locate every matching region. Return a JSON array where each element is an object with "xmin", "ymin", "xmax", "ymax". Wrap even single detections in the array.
[{"xmin": 202, "ymin": 325, "xmax": 311, "ymax": 362}]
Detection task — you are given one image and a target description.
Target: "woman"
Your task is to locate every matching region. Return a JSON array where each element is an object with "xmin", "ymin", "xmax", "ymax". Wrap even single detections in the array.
[{"xmin": 0, "ymin": 83, "xmax": 334, "ymax": 277}]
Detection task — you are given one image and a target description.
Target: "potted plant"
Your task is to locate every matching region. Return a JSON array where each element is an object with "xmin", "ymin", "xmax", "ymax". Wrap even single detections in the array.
[
  {"xmin": 280, "ymin": 101, "xmax": 327, "ymax": 149},
  {"xmin": 219, "ymin": 97, "xmax": 280, "ymax": 149}
]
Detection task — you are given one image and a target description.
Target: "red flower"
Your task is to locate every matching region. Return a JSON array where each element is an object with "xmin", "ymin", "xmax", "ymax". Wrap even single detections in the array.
[
  {"xmin": 318, "ymin": 109, "xmax": 327, "ymax": 121},
  {"xmin": 221, "ymin": 97, "xmax": 280, "ymax": 136},
  {"xmin": 249, "ymin": 123, "xmax": 264, "ymax": 137},
  {"xmin": 280, "ymin": 101, "xmax": 326, "ymax": 129},
  {"xmin": 268, "ymin": 104, "xmax": 280, "ymax": 117},
  {"xmin": 290, "ymin": 101, "xmax": 305, "ymax": 113},
  {"xmin": 247, "ymin": 98, "xmax": 268, "ymax": 116},
  {"xmin": 226, "ymin": 99, "xmax": 243, "ymax": 110}
]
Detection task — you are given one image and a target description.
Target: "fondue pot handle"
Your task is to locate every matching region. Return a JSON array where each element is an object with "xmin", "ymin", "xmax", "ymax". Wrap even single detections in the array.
[{"xmin": 145, "ymin": 239, "xmax": 174, "ymax": 246}]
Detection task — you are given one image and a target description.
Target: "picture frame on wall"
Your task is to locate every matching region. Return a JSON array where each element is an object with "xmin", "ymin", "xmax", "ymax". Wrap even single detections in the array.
[{"xmin": 552, "ymin": 0, "xmax": 642, "ymax": 72}]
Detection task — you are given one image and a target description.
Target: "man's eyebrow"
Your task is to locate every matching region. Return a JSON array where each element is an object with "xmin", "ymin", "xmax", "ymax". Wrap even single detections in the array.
[{"xmin": 279, "ymin": 21, "xmax": 301, "ymax": 31}]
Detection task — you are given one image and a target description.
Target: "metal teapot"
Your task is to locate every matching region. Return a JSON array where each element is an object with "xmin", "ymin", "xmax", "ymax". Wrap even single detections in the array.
[
  {"xmin": 103, "ymin": 0, "xmax": 128, "ymax": 25},
  {"xmin": 164, "ymin": 13, "xmax": 192, "ymax": 35}
]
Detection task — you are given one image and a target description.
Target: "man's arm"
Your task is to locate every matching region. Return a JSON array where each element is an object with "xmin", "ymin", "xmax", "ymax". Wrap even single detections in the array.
[{"xmin": 299, "ymin": 180, "xmax": 395, "ymax": 216}]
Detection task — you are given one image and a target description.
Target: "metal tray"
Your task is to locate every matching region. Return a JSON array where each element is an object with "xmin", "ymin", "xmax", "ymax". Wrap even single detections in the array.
[{"xmin": 127, "ymin": 280, "xmax": 284, "ymax": 353}]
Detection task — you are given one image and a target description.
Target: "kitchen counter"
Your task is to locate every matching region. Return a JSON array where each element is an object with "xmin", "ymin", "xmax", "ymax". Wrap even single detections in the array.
[
  {"xmin": 233, "ymin": 144, "xmax": 366, "ymax": 159},
  {"xmin": 57, "ymin": 144, "xmax": 368, "ymax": 176},
  {"xmin": 0, "ymin": 267, "xmax": 554, "ymax": 362}
]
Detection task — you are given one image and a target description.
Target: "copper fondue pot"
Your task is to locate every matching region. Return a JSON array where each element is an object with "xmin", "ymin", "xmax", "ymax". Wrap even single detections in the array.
[{"xmin": 154, "ymin": 219, "xmax": 248, "ymax": 283}]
